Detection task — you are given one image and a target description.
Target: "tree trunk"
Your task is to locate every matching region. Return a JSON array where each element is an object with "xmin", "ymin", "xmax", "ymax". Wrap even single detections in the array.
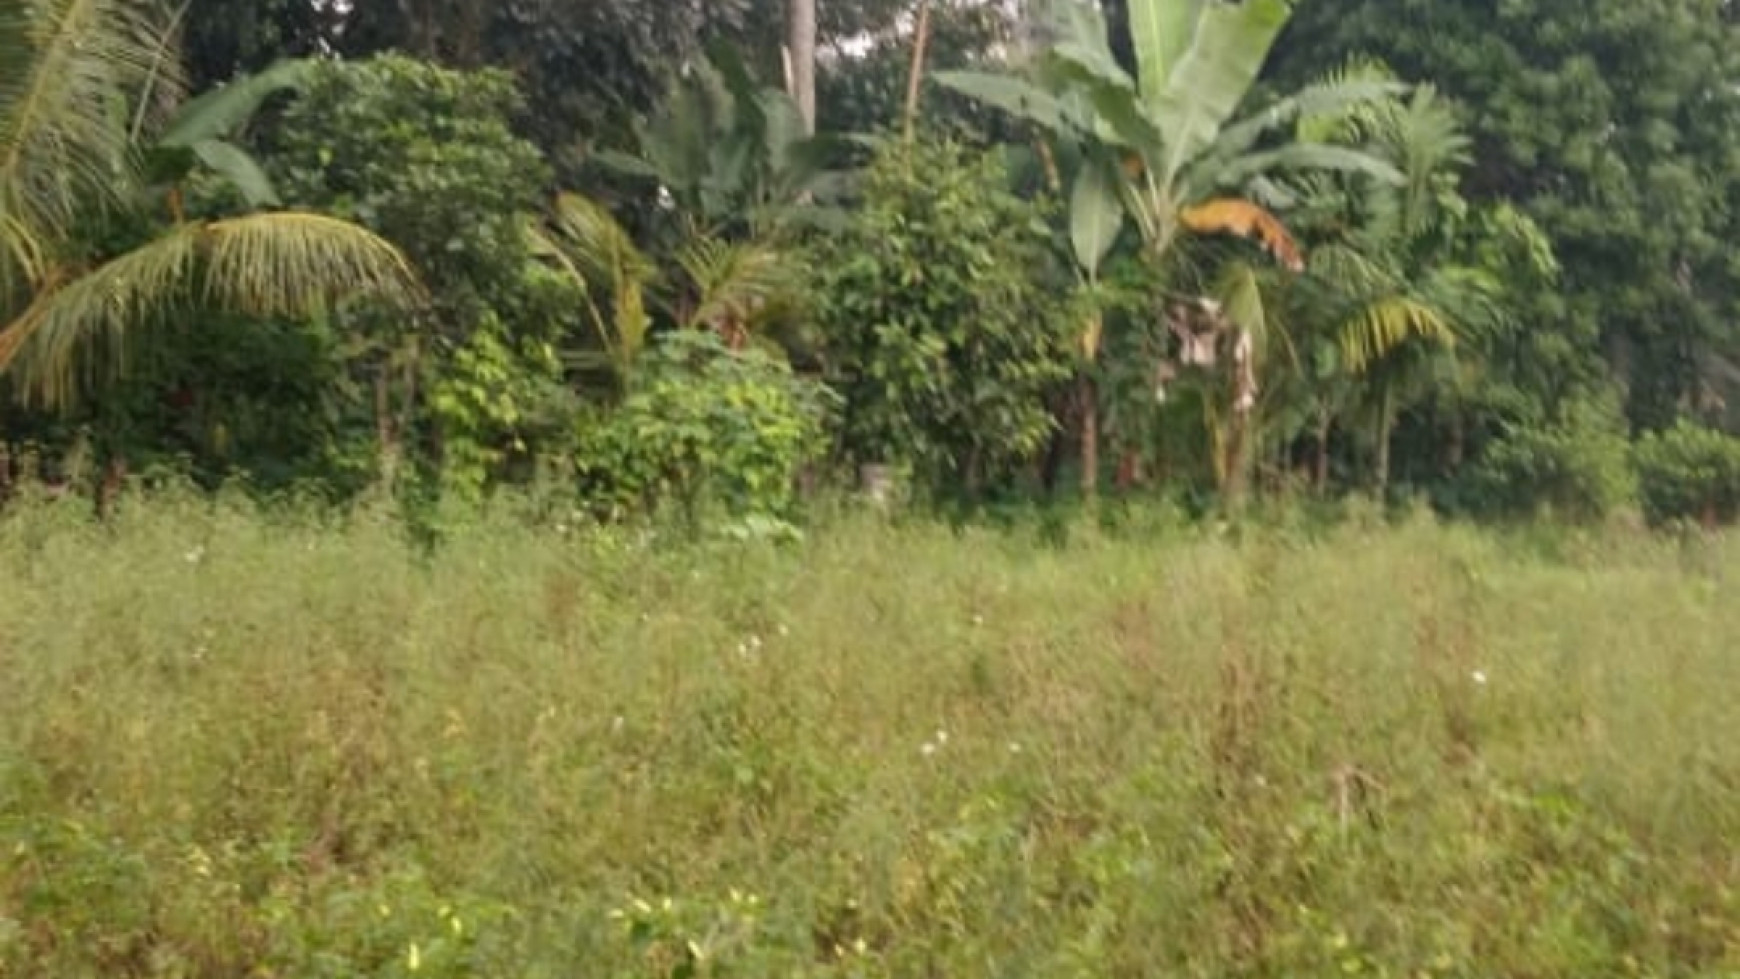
[
  {"xmin": 786, "ymin": 0, "xmax": 817, "ymax": 134},
  {"xmin": 1314, "ymin": 411, "xmax": 1332, "ymax": 493},
  {"xmin": 1079, "ymin": 373, "xmax": 1099, "ymax": 502},
  {"xmin": 903, "ymin": 0, "xmax": 934, "ymax": 143},
  {"xmin": 1374, "ymin": 394, "xmax": 1395, "ymax": 497},
  {"xmin": 1444, "ymin": 410, "xmax": 1466, "ymax": 476},
  {"xmin": 1223, "ymin": 410, "xmax": 1250, "ymax": 510}
]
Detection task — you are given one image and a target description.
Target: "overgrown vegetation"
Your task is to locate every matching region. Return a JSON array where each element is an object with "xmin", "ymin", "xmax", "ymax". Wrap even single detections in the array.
[
  {"xmin": 4, "ymin": 0, "xmax": 1738, "ymax": 523},
  {"xmin": 2, "ymin": 496, "xmax": 1737, "ymax": 976},
  {"xmin": 3, "ymin": 0, "xmax": 1740, "ymax": 972}
]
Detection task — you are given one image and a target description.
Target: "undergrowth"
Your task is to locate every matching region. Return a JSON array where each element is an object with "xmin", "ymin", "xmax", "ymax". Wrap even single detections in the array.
[{"xmin": 1, "ymin": 491, "xmax": 1737, "ymax": 977}]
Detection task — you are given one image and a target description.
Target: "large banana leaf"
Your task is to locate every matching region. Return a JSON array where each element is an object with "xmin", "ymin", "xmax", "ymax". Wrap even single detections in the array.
[
  {"xmin": 931, "ymin": 71, "xmax": 1095, "ymax": 137},
  {"xmin": 1043, "ymin": 58, "xmax": 1165, "ymax": 157},
  {"xmin": 144, "ymin": 59, "xmax": 319, "ymax": 208},
  {"xmin": 1151, "ymin": 0, "xmax": 1291, "ymax": 185},
  {"xmin": 156, "ymin": 58, "xmax": 314, "ymax": 147},
  {"xmin": 1042, "ymin": 0, "xmax": 1132, "ymax": 93},
  {"xmin": 1069, "ymin": 153, "xmax": 1125, "ymax": 276},
  {"xmin": 186, "ymin": 139, "xmax": 280, "ymax": 207},
  {"xmin": 1127, "ymin": 0, "xmax": 1203, "ymax": 109},
  {"xmin": 1194, "ymin": 142, "xmax": 1405, "ymax": 197}
]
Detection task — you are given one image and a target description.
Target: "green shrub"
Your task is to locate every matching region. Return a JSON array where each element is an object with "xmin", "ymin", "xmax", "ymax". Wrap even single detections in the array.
[
  {"xmin": 812, "ymin": 137, "xmax": 1074, "ymax": 496},
  {"xmin": 1466, "ymin": 399, "xmax": 1636, "ymax": 522},
  {"xmin": 265, "ymin": 55, "xmax": 579, "ymax": 499},
  {"xmin": 574, "ymin": 331, "xmax": 834, "ymax": 523},
  {"xmin": 1632, "ymin": 420, "xmax": 1740, "ymax": 528}
]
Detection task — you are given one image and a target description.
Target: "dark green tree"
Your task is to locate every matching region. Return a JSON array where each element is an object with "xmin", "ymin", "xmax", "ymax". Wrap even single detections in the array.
[
  {"xmin": 259, "ymin": 56, "xmax": 580, "ymax": 499},
  {"xmin": 812, "ymin": 138, "xmax": 1076, "ymax": 497},
  {"xmin": 1268, "ymin": 0, "xmax": 1740, "ymax": 432}
]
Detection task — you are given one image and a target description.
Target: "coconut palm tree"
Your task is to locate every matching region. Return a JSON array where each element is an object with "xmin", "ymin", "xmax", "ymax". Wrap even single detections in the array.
[{"xmin": 0, "ymin": 0, "xmax": 416, "ymax": 410}]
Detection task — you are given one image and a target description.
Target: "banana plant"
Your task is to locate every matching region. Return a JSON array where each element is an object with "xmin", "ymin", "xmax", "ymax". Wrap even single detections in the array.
[
  {"xmin": 935, "ymin": 0, "xmax": 1403, "ymax": 501},
  {"xmin": 147, "ymin": 58, "xmax": 317, "ymax": 211},
  {"xmin": 589, "ymin": 45, "xmax": 859, "ymax": 238}
]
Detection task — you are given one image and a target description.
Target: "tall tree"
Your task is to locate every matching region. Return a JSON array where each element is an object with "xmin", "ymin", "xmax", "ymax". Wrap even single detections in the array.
[
  {"xmin": 788, "ymin": 0, "xmax": 819, "ymax": 133},
  {"xmin": 1268, "ymin": 0, "xmax": 1740, "ymax": 432}
]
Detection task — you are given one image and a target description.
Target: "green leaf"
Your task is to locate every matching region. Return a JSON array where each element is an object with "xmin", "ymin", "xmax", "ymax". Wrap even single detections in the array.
[
  {"xmin": 1127, "ymin": 0, "xmax": 1203, "ymax": 109},
  {"xmin": 1152, "ymin": 0, "xmax": 1292, "ymax": 184},
  {"xmin": 1044, "ymin": 0, "xmax": 1133, "ymax": 93},
  {"xmin": 189, "ymin": 138, "xmax": 280, "ymax": 207},
  {"xmin": 157, "ymin": 58, "xmax": 315, "ymax": 147},
  {"xmin": 1069, "ymin": 156, "xmax": 1124, "ymax": 276},
  {"xmin": 931, "ymin": 71, "xmax": 1090, "ymax": 136},
  {"xmin": 1210, "ymin": 78, "xmax": 1407, "ymax": 161},
  {"xmin": 1045, "ymin": 60, "xmax": 1165, "ymax": 156},
  {"xmin": 589, "ymin": 149, "xmax": 664, "ymax": 181},
  {"xmin": 1201, "ymin": 142, "xmax": 1404, "ymax": 195}
]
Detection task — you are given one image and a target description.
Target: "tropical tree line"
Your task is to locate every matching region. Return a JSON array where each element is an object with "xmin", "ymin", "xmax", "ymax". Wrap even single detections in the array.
[{"xmin": 3, "ymin": 0, "xmax": 1739, "ymax": 528}]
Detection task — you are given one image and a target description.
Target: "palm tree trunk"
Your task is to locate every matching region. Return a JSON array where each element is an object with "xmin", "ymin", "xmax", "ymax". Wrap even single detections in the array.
[
  {"xmin": 1314, "ymin": 410, "xmax": 1332, "ymax": 492},
  {"xmin": 1374, "ymin": 389, "xmax": 1396, "ymax": 496},
  {"xmin": 1079, "ymin": 373, "xmax": 1099, "ymax": 501},
  {"xmin": 786, "ymin": 0, "xmax": 817, "ymax": 134}
]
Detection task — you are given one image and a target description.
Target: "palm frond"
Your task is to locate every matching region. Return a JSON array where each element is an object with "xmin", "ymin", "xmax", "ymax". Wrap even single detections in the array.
[
  {"xmin": 671, "ymin": 236, "xmax": 798, "ymax": 335},
  {"xmin": 1293, "ymin": 56, "xmax": 1401, "ymax": 144},
  {"xmin": 0, "ymin": 212, "xmax": 416, "ymax": 406},
  {"xmin": 0, "ymin": 0, "xmax": 182, "ymax": 285},
  {"xmin": 1339, "ymin": 296, "xmax": 1456, "ymax": 373},
  {"xmin": 1214, "ymin": 259, "xmax": 1278, "ymax": 352},
  {"xmin": 1306, "ymin": 242, "xmax": 1403, "ymax": 299},
  {"xmin": 541, "ymin": 193, "xmax": 657, "ymax": 374},
  {"xmin": 548, "ymin": 193, "xmax": 656, "ymax": 288},
  {"xmin": 1416, "ymin": 264, "xmax": 1512, "ymax": 341}
]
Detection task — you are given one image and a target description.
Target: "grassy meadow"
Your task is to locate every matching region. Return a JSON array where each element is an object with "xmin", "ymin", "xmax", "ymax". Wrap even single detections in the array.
[{"xmin": 2, "ymin": 493, "xmax": 1739, "ymax": 977}]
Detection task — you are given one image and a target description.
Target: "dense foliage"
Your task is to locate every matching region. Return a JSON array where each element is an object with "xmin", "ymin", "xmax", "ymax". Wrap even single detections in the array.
[
  {"xmin": 1269, "ymin": 0, "xmax": 1740, "ymax": 435},
  {"xmin": 574, "ymin": 331, "xmax": 833, "ymax": 524},
  {"xmin": 813, "ymin": 139, "xmax": 1075, "ymax": 496},
  {"xmin": 4, "ymin": 0, "xmax": 1740, "ymax": 519},
  {"xmin": 4, "ymin": 3, "xmax": 1740, "ymax": 974}
]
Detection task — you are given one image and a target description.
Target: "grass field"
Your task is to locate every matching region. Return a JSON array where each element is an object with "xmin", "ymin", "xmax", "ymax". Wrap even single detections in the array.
[{"xmin": 2, "ymin": 493, "xmax": 1738, "ymax": 977}]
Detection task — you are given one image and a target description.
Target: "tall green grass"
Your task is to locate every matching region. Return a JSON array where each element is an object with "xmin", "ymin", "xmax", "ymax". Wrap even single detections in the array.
[{"xmin": 2, "ymin": 493, "xmax": 1737, "ymax": 977}]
